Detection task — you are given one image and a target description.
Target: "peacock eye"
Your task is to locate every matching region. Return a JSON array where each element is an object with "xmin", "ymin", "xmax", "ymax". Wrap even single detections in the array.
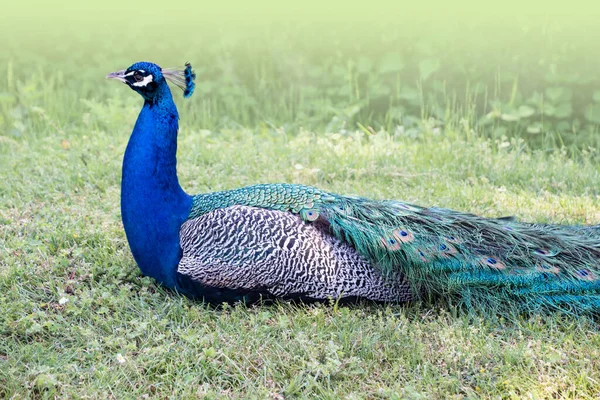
[{"xmin": 133, "ymin": 71, "xmax": 144, "ymax": 82}]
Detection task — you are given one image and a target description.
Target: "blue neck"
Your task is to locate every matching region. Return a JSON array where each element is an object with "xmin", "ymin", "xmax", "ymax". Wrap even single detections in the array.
[{"xmin": 121, "ymin": 83, "xmax": 192, "ymax": 288}]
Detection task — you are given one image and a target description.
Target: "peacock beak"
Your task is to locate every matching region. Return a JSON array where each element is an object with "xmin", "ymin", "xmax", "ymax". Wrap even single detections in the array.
[{"xmin": 106, "ymin": 70, "xmax": 127, "ymax": 83}]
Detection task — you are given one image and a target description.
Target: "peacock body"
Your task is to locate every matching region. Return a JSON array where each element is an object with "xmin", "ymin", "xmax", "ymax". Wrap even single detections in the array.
[{"xmin": 107, "ymin": 61, "xmax": 600, "ymax": 314}]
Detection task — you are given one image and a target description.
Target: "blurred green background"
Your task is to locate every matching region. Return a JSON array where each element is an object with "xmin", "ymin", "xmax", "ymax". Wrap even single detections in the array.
[{"xmin": 1, "ymin": 1, "xmax": 600, "ymax": 151}]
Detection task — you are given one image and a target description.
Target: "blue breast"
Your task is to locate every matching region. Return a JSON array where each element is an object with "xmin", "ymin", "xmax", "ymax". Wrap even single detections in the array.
[{"xmin": 121, "ymin": 85, "xmax": 192, "ymax": 288}]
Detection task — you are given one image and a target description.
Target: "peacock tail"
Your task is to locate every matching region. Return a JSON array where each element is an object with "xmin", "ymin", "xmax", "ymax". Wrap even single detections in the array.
[{"xmin": 189, "ymin": 184, "xmax": 600, "ymax": 313}]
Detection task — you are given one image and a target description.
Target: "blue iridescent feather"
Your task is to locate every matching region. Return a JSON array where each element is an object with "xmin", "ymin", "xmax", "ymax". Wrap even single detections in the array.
[{"xmin": 183, "ymin": 62, "xmax": 195, "ymax": 98}]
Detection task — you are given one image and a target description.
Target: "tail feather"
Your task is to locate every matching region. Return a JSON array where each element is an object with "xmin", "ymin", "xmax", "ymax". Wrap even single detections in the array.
[{"xmin": 315, "ymin": 195, "xmax": 600, "ymax": 314}]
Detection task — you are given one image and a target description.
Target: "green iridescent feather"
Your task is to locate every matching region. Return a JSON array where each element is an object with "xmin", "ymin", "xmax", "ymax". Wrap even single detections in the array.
[{"xmin": 189, "ymin": 184, "xmax": 600, "ymax": 314}]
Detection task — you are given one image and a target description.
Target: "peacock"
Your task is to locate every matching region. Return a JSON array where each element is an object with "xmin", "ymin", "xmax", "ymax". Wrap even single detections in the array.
[{"xmin": 107, "ymin": 61, "xmax": 600, "ymax": 314}]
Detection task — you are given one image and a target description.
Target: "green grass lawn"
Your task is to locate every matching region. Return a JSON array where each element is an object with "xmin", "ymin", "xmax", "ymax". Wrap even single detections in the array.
[{"xmin": 2, "ymin": 2, "xmax": 600, "ymax": 398}]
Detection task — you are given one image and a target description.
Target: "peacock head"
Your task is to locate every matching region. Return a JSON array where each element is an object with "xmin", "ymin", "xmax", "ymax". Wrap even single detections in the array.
[{"xmin": 106, "ymin": 61, "xmax": 195, "ymax": 101}]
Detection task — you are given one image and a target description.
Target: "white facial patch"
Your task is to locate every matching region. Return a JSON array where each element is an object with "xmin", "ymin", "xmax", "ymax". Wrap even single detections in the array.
[
  {"xmin": 132, "ymin": 74, "xmax": 154, "ymax": 87},
  {"xmin": 125, "ymin": 70, "xmax": 144, "ymax": 77}
]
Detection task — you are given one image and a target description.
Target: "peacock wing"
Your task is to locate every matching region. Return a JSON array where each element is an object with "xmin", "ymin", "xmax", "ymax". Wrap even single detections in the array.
[{"xmin": 178, "ymin": 205, "xmax": 413, "ymax": 303}]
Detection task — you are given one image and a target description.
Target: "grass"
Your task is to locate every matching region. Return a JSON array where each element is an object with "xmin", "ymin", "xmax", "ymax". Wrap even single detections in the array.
[
  {"xmin": 2, "ymin": 2, "xmax": 600, "ymax": 398},
  {"xmin": 2, "ymin": 124, "xmax": 600, "ymax": 398}
]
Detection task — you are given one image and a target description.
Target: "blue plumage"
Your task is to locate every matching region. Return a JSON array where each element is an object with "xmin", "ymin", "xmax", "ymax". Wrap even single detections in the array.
[
  {"xmin": 117, "ymin": 66, "xmax": 192, "ymax": 288},
  {"xmin": 183, "ymin": 63, "xmax": 196, "ymax": 98},
  {"xmin": 108, "ymin": 61, "xmax": 600, "ymax": 313}
]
